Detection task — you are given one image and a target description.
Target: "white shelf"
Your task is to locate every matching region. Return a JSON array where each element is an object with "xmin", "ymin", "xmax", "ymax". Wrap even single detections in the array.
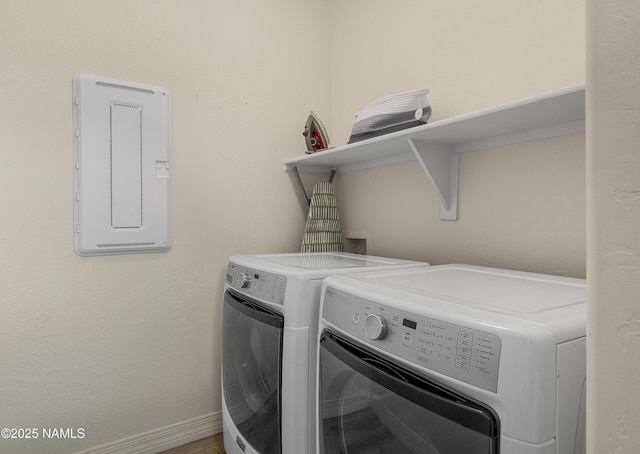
[{"xmin": 284, "ymin": 84, "xmax": 585, "ymax": 220}]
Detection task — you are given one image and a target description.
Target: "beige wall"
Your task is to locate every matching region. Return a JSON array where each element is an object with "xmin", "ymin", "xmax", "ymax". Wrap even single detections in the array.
[
  {"xmin": 587, "ymin": 0, "xmax": 640, "ymax": 452},
  {"xmin": 0, "ymin": 1, "xmax": 330, "ymax": 452},
  {"xmin": 330, "ymin": 0, "xmax": 586, "ymax": 277}
]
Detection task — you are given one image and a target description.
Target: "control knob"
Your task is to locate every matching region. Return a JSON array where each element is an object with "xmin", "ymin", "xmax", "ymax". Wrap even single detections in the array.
[
  {"xmin": 239, "ymin": 272, "xmax": 252, "ymax": 289},
  {"xmin": 364, "ymin": 314, "xmax": 388, "ymax": 340}
]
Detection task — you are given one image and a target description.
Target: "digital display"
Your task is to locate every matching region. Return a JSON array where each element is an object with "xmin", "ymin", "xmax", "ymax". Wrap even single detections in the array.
[{"xmin": 403, "ymin": 318, "xmax": 417, "ymax": 330}]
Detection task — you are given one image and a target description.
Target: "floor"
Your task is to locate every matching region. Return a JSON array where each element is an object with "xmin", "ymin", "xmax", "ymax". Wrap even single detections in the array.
[{"xmin": 159, "ymin": 433, "xmax": 225, "ymax": 454}]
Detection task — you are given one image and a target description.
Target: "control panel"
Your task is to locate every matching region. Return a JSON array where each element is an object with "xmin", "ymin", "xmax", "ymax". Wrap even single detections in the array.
[
  {"xmin": 323, "ymin": 286, "xmax": 502, "ymax": 392},
  {"xmin": 226, "ymin": 262, "xmax": 287, "ymax": 305}
]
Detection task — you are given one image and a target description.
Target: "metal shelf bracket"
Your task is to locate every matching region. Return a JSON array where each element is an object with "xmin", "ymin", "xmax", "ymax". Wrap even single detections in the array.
[
  {"xmin": 408, "ymin": 138, "xmax": 459, "ymax": 221},
  {"xmin": 291, "ymin": 166, "xmax": 336, "ymax": 207}
]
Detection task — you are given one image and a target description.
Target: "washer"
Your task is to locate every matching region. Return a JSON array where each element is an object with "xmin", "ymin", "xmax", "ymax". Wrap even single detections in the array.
[
  {"xmin": 317, "ymin": 264, "xmax": 586, "ymax": 454},
  {"xmin": 221, "ymin": 252, "xmax": 428, "ymax": 454}
]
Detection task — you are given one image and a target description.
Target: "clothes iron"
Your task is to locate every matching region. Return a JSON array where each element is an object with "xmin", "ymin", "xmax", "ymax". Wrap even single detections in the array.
[{"xmin": 302, "ymin": 111, "xmax": 330, "ymax": 153}]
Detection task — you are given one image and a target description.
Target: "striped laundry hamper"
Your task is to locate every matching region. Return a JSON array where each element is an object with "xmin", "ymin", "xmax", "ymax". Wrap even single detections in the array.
[{"xmin": 300, "ymin": 180, "xmax": 344, "ymax": 253}]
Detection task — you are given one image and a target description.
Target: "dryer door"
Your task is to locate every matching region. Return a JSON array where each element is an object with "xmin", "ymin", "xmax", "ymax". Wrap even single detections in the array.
[
  {"xmin": 319, "ymin": 331, "xmax": 499, "ymax": 454},
  {"xmin": 223, "ymin": 290, "xmax": 284, "ymax": 454}
]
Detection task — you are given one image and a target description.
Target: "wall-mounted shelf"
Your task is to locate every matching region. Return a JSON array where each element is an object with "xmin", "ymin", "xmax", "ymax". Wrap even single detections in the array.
[{"xmin": 284, "ymin": 84, "xmax": 585, "ymax": 220}]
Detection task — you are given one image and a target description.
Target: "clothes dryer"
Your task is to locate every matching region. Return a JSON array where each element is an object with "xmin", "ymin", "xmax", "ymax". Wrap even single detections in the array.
[
  {"xmin": 317, "ymin": 264, "xmax": 586, "ymax": 454},
  {"xmin": 221, "ymin": 252, "xmax": 428, "ymax": 454}
]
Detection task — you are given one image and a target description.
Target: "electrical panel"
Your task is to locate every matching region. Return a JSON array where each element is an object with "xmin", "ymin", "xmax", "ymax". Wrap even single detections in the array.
[{"xmin": 72, "ymin": 74, "xmax": 171, "ymax": 256}]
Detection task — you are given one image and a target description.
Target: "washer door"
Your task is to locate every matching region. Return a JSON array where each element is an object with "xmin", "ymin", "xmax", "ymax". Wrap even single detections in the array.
[
  {"xmin": 319, "ymin": 331, "xmax": 499, "ymax": 454},
  {"xmin": 223, "ymin": 290, "xmax": 284, "ymax": 454}
]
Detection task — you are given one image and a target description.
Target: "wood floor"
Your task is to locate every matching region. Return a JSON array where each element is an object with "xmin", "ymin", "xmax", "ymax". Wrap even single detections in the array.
[{"xmin": 158, "ymin": 433, "xmax": 225, "ymax": 454}]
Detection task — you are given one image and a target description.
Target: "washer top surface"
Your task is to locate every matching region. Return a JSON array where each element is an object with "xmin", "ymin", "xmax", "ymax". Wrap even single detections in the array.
[
  {"xmin": 226, "ymin": 253, "xmax": 428, "ymax": 318},
  {"xmin": 351, "ymin": 264, "xmax": 585, "ymax": 313},
  {"xmin": 230, "ymin": 252, "xmax": 425, "ymax": 276}
]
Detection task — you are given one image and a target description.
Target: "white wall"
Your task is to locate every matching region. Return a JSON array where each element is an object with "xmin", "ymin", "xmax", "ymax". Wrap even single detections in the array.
[
  {"xmin": 330, "ymin": 0, "xmax": 586, "ymax": 277},
  {"xmin": 587, "ymin": 0, "xmax": 640, "ymax": 452},
  {"xmin": 0, "ymin": 1, "xmax": 331, "ymax": 452}
]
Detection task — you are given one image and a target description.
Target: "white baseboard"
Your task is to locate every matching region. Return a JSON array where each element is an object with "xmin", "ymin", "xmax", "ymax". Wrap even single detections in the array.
[{"xmin": 73, "ymin": 412, "xmax": 223, "ymax": 454}]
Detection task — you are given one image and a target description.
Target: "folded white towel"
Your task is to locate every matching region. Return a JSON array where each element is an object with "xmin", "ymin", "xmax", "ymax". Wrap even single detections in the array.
[{"xmin": 348, "ymin": 89, "xmax": 431, "ymax": 143}]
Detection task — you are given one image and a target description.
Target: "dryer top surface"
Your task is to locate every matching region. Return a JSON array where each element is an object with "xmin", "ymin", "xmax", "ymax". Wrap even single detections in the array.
[
  {"xmin": 354, "ymin": 264, "xmax": 585, "ymax": 314},
  {"xmin": 324, "ymin": 264, "xmax": 586, "ymax": 332}
]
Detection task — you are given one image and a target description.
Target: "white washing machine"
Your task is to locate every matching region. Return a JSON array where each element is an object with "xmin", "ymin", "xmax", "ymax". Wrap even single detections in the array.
[
  {"xmin": 221, "ymin": 252, "xmax": 428, "ymax": 454},
  {"xmin": 316, "ymin": 264, "xmax": 586, "ymax": 454}
]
